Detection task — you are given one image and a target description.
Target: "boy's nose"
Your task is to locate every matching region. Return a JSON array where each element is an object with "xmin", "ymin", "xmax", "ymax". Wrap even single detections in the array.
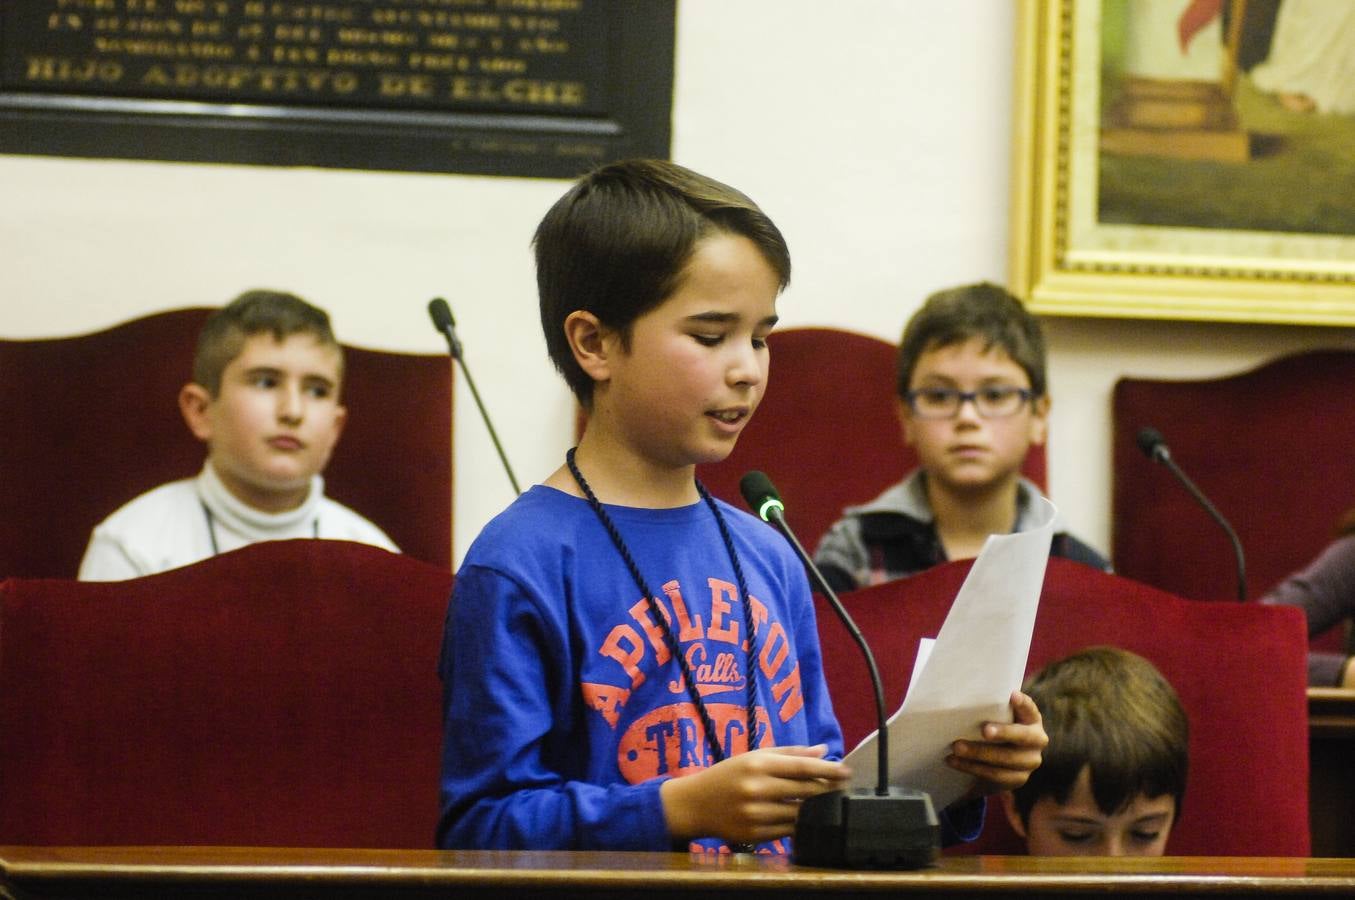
[
  {"xmin": 953, "ymin": 395, "xmax": 984, "ymax": 423},
  {"xmin": 277, "ymin": 384, "xmax": 304, "ymax": 423},
  {"xmin": 727, "ymin": 344, "xmax": 764, "ymax": 386}
]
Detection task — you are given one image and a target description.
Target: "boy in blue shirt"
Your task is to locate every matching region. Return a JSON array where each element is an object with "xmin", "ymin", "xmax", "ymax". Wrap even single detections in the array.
[{"xmin": 436, "ymin": 160, "xmax": 1047, "ymax": 854}]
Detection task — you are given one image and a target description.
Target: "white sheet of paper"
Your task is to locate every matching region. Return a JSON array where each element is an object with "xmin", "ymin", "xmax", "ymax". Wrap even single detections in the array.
[{"xmin": 843, "ymin": 496, "xmax": 1056, "ymax": 808}]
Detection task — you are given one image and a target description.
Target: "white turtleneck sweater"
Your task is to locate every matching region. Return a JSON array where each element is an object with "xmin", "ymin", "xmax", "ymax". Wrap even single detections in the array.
[{"xmin": 77, "ymin": 462, "xmax": 399, "ymax": 581}]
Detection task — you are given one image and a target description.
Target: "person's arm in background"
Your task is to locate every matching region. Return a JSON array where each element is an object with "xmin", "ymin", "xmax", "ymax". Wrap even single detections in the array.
[{"xmin": 1260, "ymin": 534, "xmax": 1355, "ymax": 687}]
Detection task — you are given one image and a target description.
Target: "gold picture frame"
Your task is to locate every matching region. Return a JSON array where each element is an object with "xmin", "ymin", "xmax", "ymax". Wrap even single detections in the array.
[{"xmin": 1009, "ymin": 0, "xmax": 1355, "ymax": 326}]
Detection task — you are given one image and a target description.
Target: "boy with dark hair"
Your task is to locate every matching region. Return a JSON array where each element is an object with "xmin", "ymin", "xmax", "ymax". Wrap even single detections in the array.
[
  {"xmin": 78, "ymin": 289, "xmax": 397, "ymax": 581},
  {"xmin": 814, "ymin": 282, "xmax": 1109, "ymax": 592},
  {"xmin": 437, "ymin": 160, "xmax": 1048, "ymax": 854},
  {"xmin": 1001, "ymin": 646, "xmax": 1189, "ymax": 856}
]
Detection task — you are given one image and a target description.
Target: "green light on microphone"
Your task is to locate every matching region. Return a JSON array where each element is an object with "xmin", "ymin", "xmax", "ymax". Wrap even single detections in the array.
[{"xmin": 758, "ymin": 497, "xmax": 784, "ymax": 522}]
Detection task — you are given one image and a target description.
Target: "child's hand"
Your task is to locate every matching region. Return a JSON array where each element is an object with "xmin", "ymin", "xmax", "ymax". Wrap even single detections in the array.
[
  {"xmin": 660, "ymin": 744, "xmax": 851, "ymax": 845},
  {"xmin": 947, "ymin": 690, "xmax": 1047, "ymax": 797}
]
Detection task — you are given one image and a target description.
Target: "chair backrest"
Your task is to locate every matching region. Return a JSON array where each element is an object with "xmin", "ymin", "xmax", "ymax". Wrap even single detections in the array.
[
  {"xmin": 696, "ymin": 327, "xmax": 1047, "ymax": 553},
  {"xmin": 0, "ymin": 308, "xmax": 452, "ymax": 577},
  {"xmin": 1113, "ymin": 350, "xmax": 1355, "ymax": 648},
  {"xmin": 815, "ymin": 557, "xmax": 1310, "ymax": 856},
  {"xmin": 0, "ymin": 539, "xmax": 454, "ymax": 848}
]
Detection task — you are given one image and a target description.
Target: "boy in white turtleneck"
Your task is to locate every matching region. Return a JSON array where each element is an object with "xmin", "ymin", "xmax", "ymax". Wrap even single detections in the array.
[{"xmin": 78, "ymin": 290, "xmax": 398, "ymax": 581}]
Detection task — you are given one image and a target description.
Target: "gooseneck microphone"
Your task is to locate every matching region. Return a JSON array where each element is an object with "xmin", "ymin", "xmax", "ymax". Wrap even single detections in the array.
[
  {"xmin": 740, "ymin": 471, "xmax": 938, "ymax": 869},
  {"xmin": 428, "ymin": 298, "xmax": 521, "ymax": 496},
  {"xmin": 1136, "ymin": 426, "xmax": 1246, "ymax": 601}
]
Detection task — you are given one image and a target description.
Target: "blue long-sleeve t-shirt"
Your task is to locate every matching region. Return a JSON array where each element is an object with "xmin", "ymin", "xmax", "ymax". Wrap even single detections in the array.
[{"xmin": 436, "ymin": 486, "xmax": 845, "ymax": 853}]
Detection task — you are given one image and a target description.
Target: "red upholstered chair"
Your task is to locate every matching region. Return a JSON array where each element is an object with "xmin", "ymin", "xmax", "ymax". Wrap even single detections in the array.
[
  {"xmin": 0, "ymin": 308, "xmax": 452, "ymax": 578},
  {"xmin": 815, "ymin": 557, "xmax": 1310, "ymax": 856},
  {"xmin": 0, "ymin": 539, "xmax": 453, "ymax": 848},
  {"xmin": 696, "ymin": 327, "xmax": 1046, "ymax": 553},
  {"xmin": 1113, "ymin": 350, "xmax": 1355, "ymax": 650}
]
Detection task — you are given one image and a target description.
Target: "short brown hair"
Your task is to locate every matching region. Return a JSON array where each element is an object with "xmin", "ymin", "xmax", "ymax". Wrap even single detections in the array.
[
  {"xmin": 896, "ymin": 283, "xmax": 1046, "ymax": 399},
  {"xmin": 533, "ymin": 159, "xmax": 791, "ymax": 407},
  {"xmin": 193, "ymin": 290, "xmax": 341, "ymax": 396},
  {"xmin": 1013, "ymin": 646, "xmax": 1189, "ymax": 823}
]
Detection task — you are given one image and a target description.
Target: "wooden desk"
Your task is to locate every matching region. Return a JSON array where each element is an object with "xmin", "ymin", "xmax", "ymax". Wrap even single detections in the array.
[
  {"xmin": 1310, "ymin": 687, "xmax": 1355, "ymax": 857},
  {"xmin": 4, "ymin": 847, "xmax": 1355, "ymax": 899}
]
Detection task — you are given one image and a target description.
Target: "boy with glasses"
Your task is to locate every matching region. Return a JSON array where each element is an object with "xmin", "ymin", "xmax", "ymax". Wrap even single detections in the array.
[{"xmin": 813, "ymin": 282, "xmax": 1108, "ymax": 592}]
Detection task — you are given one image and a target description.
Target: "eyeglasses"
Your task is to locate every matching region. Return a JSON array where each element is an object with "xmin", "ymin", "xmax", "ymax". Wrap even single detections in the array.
[{"xmin": 905, "ymin": 386, "xmax": 1035, "ymax": 420}]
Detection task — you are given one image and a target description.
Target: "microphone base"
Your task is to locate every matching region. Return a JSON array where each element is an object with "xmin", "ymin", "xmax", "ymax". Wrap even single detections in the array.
[{"xmin": 792, "ymin": 787, "xmax": 939, "ymax": 869}]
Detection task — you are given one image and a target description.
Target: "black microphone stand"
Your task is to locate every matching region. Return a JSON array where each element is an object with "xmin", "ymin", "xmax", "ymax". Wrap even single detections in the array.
[
  {"xmin": 428, "ymin": 298, "xmax": 521, "ymax": 496},
  {"xmin": 740, "ymin": 472, "xmax": 938, "ymax": 869},
  {"xmin": 1137, "ymin": 427, "xmax": 1246, "ymax": 601}
]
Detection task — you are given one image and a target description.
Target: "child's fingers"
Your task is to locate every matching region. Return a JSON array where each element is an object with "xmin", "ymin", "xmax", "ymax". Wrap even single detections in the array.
[
  {"xmin": 764, "ymin": 743, "xmax": 832, "ymax": 759},
  {"xmin": 949, "ymin": 739, "xmax": 1043, "ymax": 771},
  {"xmin": 748, "ymin": 745, "xmax": 852, "ymax": 782},
  {"xmin": 945, "ymin": 754, "xmax": 1032, "ymax": 792},
  {"xmin": 1008, "ymin": 690, "xmax": 1043, "ymax": 726}
]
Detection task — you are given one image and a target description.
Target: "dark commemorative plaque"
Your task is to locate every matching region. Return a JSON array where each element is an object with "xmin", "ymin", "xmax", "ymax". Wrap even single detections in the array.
[{"xmin": 0, "ymin": 0, "xmax": 673, "ymax": 177}]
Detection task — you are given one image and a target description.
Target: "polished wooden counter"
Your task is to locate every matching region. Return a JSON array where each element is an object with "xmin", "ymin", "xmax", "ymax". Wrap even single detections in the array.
[{"xmin": 4, "ymin": 847, "xmax": 1355, "ymax": 899}]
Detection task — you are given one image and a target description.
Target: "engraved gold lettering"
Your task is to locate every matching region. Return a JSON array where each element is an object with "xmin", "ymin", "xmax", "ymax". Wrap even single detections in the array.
[
  {"xmin": 272, "ymin": 45, "xmax": 319, "ymax": 63},
  {"xmin": 426, "ymin": 33, "xmax": 467, "ymax": 52},
  {"xmin": 325, "ymin": 48, "xmax": 400, "ymax": 67},
  {"xmin": 125, "ymin": 17, "xmax": 182, "ymax": 35},
  {"xmin": 518, "ymin": 35, "xmax": 567, "ymax": 53},
  {"xmin": 47, "ymin": 13, "xmax": 84, "ymax": 30},
  {"xmin": 477, "ymin": 56, "xmax": 525, "ymax": 74},
  {"xmin": 377, "ymin": 72, "xmax": 434, "ymax": 98},
  {"xmin": 494, "ymin": 0, "xmax": 581, "ymax": 11},
  {"xmin": 274, "ymin": 24, "xmax": 323, "ymax": 42},
  {"xmin": 407, "ymin": 52, "xmax": 466, "ymax": 71},
  {"xmin": 336, "ymin": 27, "xmax": 417, "ymax": 47},
  {"xmin": 140, "ymin": 63, "xmax": 357, "ymax": 94},
  {"xmin": 502, "ymin": 78, "xmax": 583, "ymax": 106},
  {"xmin": 506, "ymin": 15, "xmax": 563, "ymax": 33},
  {"xmin": 91, "ymin": 36, "xmax": 235, "ymax": 59},
  {"xmin": 24, "ymin": 56, "xmax": 123, "ymax": 84}
]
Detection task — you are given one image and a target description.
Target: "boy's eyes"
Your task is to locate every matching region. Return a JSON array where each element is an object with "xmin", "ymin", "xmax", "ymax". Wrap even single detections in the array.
[
  {"xmin": 916, "ymin": 386, "xmax": 1022, "ymax": 401},
  {"xmin": 1054, "ymin": 828, "xmax": 1162, "ymax": 846},
  {"xmin": 244, "ymin": 372, "xmax": 333, "ymax": 398},
  {"xmin": 1056, "ymin": 830, "xmax": 1095, "ymax": 844},
  {"xmin": 692, "ymin": 333, "xmax": 770, "ymax": 349}
]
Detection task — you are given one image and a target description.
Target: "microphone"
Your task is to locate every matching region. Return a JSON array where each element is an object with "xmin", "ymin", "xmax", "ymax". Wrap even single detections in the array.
[
  {"xmin": 1136, "ymin": 426, "xmax": 1246, "ymax": 601},
  {"xmin": 427, "ymin": 298, "xmax": 521, "ymax": 496},
  {"xmin": 739, "ymin": 471, "xmax": 938, "ymax": 869}
]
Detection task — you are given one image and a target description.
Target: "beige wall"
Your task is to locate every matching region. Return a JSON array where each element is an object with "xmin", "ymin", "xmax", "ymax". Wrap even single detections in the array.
[{"xmin": 4, "ymin": 1, "xmax": 1353, "ymax": 568}]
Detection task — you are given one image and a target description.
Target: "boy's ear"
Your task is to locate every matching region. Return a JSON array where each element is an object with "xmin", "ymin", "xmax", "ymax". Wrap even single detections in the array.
[
  {"xmin": 562, "ymin": 310, "xmax": 614, "ymax": 384},
  {"xmin": 999, "ymin": 791, "xmax": 1029, "ymax": 840},
  {"xmin": 895, "ymin": 396, "xmax": 918, "ymax": 448},
  {"xmin": 329, "ymin": 404, "xmax": 349, "ymax": 447},
  {"xmin": 178, "ymin": 383, "xmax": 214, "ymax": 443},
  {"xmin": 1027, "ymin": 393, "xmax": 1051, "ymax": 448}
]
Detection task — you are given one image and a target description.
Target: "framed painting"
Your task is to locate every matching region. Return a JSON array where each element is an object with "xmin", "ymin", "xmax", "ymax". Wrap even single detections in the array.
[{"xmin": 1010, "ymin": 0, "xmax": 1355, "ymax": 325}]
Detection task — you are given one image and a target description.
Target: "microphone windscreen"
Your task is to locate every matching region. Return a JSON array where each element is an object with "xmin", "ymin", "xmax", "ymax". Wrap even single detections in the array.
[
  {"xmin": 1136, "ymin": 426, "xmax": 1166, "ymax": 460},
  {"xmin": 428, "ymin": 297, "xmax": 455, "ymax": 332},
  {"xmin": 739, "ymin": 471, "xmax": 781, "ymax": 520}
]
